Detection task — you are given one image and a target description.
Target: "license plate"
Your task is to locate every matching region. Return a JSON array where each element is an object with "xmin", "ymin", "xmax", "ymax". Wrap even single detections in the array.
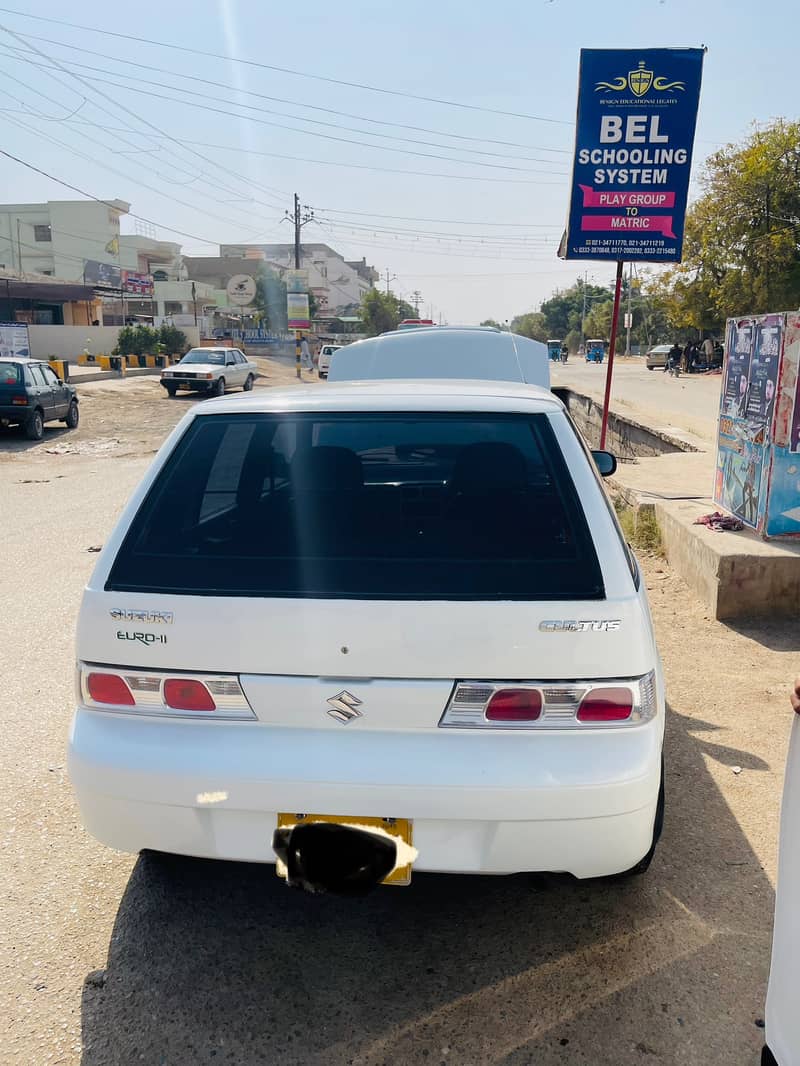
[{"xmin": 275, "ymin": 813, "xmax": 414, "ymax": 886}]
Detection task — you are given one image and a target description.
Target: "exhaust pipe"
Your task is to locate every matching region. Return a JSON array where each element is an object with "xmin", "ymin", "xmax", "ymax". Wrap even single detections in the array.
[{"xmin": 272, "ymin": 822, "xmax": 403, "ymax": 895}]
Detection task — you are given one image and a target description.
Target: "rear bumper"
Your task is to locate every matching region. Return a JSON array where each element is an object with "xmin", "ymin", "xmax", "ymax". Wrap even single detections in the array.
[
  {"xmin": 0, "ymin": 403, "xmax": 30, "ymax": 421},
  {"xmin": 68, "ymin": 708, "xmax": 663, "ymax": 878}
]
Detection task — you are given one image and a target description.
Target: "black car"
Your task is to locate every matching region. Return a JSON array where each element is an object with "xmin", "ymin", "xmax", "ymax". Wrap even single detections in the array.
[{"xmin": 0, "ymin": 358, "xmax": 79, "ymax": 440}]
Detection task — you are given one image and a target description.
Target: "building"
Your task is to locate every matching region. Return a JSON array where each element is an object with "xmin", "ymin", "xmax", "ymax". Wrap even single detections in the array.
[
  {"xmin": 217, "ymin": 243, "xmax": 377, "ymax": 312},
  {"xmin": 0, "ymin": 198, "xmax": 130, "ymax": 281},
  {"xmin": 0, "ymin": 266, "xmax": 97, "ymax": 326},
  {"xmin": 119, "ymin": 235, "xmax": 184, "ymax": 282}
]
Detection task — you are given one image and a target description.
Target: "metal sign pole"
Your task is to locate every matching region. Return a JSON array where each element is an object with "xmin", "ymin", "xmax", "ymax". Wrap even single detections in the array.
[{"xmin": 599, "ymin": 260, "xmax": 624, "ymax": 451}]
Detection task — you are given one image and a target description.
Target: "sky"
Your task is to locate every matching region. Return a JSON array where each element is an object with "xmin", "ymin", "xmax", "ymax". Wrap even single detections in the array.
[{"xmin": 0, "ymin": 0, "xmax": 795, "ymax": 323}]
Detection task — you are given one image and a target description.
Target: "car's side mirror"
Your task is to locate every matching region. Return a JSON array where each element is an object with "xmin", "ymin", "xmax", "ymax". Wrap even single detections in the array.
[{"xmin": 591, "ymin": 450, "xmax": 617, "ymax": 478}]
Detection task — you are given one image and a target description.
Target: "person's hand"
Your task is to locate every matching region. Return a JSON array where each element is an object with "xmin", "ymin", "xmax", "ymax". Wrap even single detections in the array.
[{"xmin": 791, "ymin": 678, "xmax": 800, "ymax": 714}]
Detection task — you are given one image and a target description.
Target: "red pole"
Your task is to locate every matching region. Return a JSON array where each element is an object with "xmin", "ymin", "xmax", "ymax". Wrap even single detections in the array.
[{"xmin": 599, "ymin": 260, "xmax": 624, "ymax": 451}]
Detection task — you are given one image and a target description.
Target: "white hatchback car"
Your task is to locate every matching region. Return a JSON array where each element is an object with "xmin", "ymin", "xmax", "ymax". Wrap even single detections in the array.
[{"xmin": 70, "ymin": 357, "xmax": 664, "ymax": 890}]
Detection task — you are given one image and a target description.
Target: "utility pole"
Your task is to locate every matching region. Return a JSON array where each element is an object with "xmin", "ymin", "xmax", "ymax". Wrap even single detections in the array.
[
  {"xmin": 382, "ymin": 268, "xmax": 397, "ymax": 295},
  {"xmin": 16, "ymin": 218, "xmax": 22, "ymax": 274},
  {"xmin": 580, "ymin": 269, "xmax": 588, "ymax": 344},
  {"xmin": 284, "ymin": 193, "xmax": 315, "ymax": 379},
  {"xmin": 625, "ymin": 262, "xmax": 633, "ymax": 356},
  {"xmin": 412, "ymin": 290, "xmax": 422, "ymax": 315}
]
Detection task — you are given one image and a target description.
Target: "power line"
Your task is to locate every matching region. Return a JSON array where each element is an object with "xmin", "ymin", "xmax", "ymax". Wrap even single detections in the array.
[
  {"xmin": 2, "ymin": 36, "xmax": 571, "ymax": 159},
  {"xmin": 0, "ymin": 7, "xmax": 572, "ymax": 126},
  {"xmin": 0, "ymin": 24, "xmax": 290, "ymax": 215},
  {"xmin": 4, "ymin": 57, "xmax": 566, "ymax": 175}
]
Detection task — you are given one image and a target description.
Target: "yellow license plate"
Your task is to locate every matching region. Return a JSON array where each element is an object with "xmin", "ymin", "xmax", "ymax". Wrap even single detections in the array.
[{"xmin": 276, "ymin": 813, "xmax": 414, "ymax": 886}]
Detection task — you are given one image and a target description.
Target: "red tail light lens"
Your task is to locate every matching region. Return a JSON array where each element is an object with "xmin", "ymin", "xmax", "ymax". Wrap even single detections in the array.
[
  {"xmin": 486, "ymin": 688, "xmax": 542, "ymax": 721},
  {"xmin": 164, "ymin": 678, "xmax": 216, "ymax": 711},
  {"xmin": 87, "ymin": 672, "xmax": 135, "ymax": 706},
  {"xmin": 577, "ymin": 687, "xmax": 633, "ymax": 722}
]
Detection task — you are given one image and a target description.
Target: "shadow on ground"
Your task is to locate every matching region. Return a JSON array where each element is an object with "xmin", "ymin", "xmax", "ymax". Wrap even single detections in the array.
[{"xmin": 79, "ymin": 696, "xmax": 773, "ymax": 1066}]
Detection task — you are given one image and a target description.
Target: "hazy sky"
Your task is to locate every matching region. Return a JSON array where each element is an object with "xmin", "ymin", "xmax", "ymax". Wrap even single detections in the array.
[{"xmin": 0, "ymin": 0, "xmax": 794, "ymax": 322}]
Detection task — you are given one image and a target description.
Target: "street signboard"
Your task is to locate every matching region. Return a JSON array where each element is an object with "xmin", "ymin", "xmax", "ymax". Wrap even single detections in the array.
[
  {"xmin": 285, "ymin": 269, "xmax": 309, "ymax": 294},
  {"xmin": 562, "ymin": 48, "xmax": 704, "ymax": 263},
  {"xmin": 226, "ymin": 274, "xmax": 257, "ymax": 306},
  {"xmin": 0, "ymin": 321, "xmax": 30, "ymax": 358},
  {"xmin": 287, "ymin": 292, "xmax": 310, "ymax": 331},
  {"xmin": 84, "ymin": 259, "xmax": 122, "ymax": 288},
  {"xmin": 122, "ymin": 270, "xmax": 154, "ymax": 297}
]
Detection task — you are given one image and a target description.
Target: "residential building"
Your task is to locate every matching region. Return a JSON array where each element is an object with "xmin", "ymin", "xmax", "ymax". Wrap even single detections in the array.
[
  {"xmin": 119, "ymin": 235, "xmax": 184, "ymax": 281},
  {"xmin": 0, "ymin": 199, "xmax": 130, "ymax": 281},
  {"xmin": 0, "ymin": 266, "xmax": 98, "ymax": 326},
  {"xmin": 217, "ymin": 242, "xmax": 377, "ymax": 312}
]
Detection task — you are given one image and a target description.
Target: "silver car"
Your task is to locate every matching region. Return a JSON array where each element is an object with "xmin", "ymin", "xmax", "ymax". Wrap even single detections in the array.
[{"xmin": 160, "ymin": 347, "xmax": 257, "ymax": 397}]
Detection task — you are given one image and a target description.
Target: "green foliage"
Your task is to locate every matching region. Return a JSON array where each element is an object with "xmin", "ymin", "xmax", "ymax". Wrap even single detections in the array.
[
  {"xmin": 255, "ymin": 267, "xmax": 288, "ymax": 332},
  {"xmin": 158, "ymin": 323, "xmax": 187, "ymax": 355},
  {"xmin": 509, "ymin": 311, "xmax": 548, "ymax": 341},
  {"xmin": 655, "ymin": 119, "xmax": 800, "ymax": 329},
  {"xmin": 359, "ymin": 289, "xmax": 416, "ymax": 337},
  {"xmin": 115, "ymin": 324, "xmax": 159, "ymax": 356},
  {"xmin": 539, "ymin": 280, "xmax": 612, "ymax": 338},
  {"xmin": 614, "ymin": 499, "xmax": 662, "ymax": 554},
  {"xmin": 480, "ymin": 318, "xmax": 504, "ymax": 329}
]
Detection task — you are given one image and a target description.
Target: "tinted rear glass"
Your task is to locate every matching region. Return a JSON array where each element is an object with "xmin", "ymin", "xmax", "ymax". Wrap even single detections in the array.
[{"xmin": 107, "ymin": 412, "xmax": 604, "ymax": 600}]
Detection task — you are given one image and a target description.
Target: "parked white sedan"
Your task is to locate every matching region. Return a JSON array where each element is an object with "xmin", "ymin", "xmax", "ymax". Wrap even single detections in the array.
[{"xmin": 160, "ymin": 347, "xmax": 256, "ymax": 397}]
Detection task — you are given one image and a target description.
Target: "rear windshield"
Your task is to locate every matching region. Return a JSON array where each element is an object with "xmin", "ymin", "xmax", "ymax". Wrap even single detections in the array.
[
  {"xmin": 0, "ymin": 363, "xmax": 21, "ymax": 385},
  {"xmin": 107, "ymin": 412, "xmax": 604, "ymax": 600}
]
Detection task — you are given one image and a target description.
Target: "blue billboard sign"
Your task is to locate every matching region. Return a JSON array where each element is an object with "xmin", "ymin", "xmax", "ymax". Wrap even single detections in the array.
[{"xmin": 562, "ymin": 48, "xmax": 704, "ymax": 263}]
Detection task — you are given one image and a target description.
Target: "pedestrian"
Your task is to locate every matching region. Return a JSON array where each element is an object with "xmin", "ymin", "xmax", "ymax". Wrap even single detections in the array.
[
  {"xmin": 702, "ymin": 335, "xmax": 715, "ymax": 368},
  {"xmin": 577, "ymin": 343, "xmax": 585, "ymax": 359},
  {"xmin": 560, "ymin": 342, "xmax": 568, "ymax": 363},
  {"xmin": 681, "ymin": 341, "xmax": 694, "ymax": 375},
  {"xmin": 300, "ymin": 335, "xmax": 313, "ymax": 370}
]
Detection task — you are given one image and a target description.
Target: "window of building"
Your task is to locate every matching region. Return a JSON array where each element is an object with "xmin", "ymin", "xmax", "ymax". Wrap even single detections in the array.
[
  {"xmin": 33, "ymin": 225, "xmax": 52, "ymax": 242},
  {"xmin": 164, "ymin": 301, "xmax": 184, "ymax": 315}
]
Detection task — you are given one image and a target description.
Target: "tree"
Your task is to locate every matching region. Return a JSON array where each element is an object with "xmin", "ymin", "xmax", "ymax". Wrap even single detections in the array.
[
  {"xmin": 656, "ymin": 120, "xmax": 800, "ymax": 330},
  {"xmin": 254, "ymin": 267, "xmax": 287, "ymax": 332},
  {"xmin": 359, "ymin": 289, "xmax": 416, "ymax": 337},
  {"xmin": 509, "ymin": 311, "xmax": 547, "ymax": 341},
  {"xmin": 539, "ymin": 279, "xmax": 613, "ymax": 339},
  {"xmin": 480, "ymin": 318, "xmax": 504, "ymax": 329}
]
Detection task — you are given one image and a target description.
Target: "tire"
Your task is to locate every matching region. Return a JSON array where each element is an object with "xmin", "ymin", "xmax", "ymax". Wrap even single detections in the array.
[
  {"xmin": 243, "ymin": 373, "xmax": 254, "ymax": 392},
  {"xmin": 213, "ymin": 376, "xmax": 226, "ymax": 397},
  {"xmin": 647, "ymin": 365, "xmax": 655, "ymax": 371},
  {"xmin": 64, "ymin": 401, "xmax": 79, "ymax": 429},
  {"xmin": 615, "ymin": 756, "xmax": 665, "ymax": 878},
  {"xmin": 25, "ymin": 409, "xmax": 44, "ymax": 441},
  {"xmin": 165, "ymin": 384, "xmax": 177, "ymax": 397}
]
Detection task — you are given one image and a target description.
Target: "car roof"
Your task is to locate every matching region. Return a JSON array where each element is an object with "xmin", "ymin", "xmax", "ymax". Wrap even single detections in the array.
[
  {"xmin": 0, "ymin": 356, "xmax": 43, "ymax": 364},
  {"xmin": 195, "ymin": 379, "xmax": 562, "ymax": 417},
  {"xmin": 327, "ymin": 327, "xmax": 549, "ymax": 388}
]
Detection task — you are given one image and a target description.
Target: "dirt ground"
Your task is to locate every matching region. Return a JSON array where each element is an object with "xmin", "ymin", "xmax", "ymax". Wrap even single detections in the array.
[{"xmin": 1, "ymin": 365, "xmax": 798, "ymax": 1064}]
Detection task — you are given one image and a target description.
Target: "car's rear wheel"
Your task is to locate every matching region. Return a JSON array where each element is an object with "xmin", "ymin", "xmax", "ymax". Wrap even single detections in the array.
[
  {"xmin": 165, "ymin": 383, "xmax": 177, "ymax": 397},
  {"xmin": 243, "ymin": 373, "xmax": 254, "ymax": 392},
  {"xmin": 25, "ymin": 408, "xmax": 44, "ymax": 441},
  {"xmin": 647, "ymin": 365, "xmax": 656, "ymax": 371},
  {"xmin": 64, "ymin": 400, "xmax": 79, "ymax": 429},
  {"xmin": 214, "ymin": 376, "xmax": 225, "ymax": 397}
]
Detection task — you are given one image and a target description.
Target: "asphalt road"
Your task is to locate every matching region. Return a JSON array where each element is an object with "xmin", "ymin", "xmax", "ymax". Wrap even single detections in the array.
[
  {"xmin": 551, "ymin": 358, "xmax": 723, "ymax": 443},
  {"xmin": 1, "ymin": 367, "xmax": 794, "ymax": 1066}
]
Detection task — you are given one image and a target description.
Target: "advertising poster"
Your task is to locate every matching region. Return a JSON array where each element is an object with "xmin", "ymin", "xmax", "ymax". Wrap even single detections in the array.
[
  {"xmin": 746, "ymin": 315, "xmax": 781, "ymax": 432},
  {"xmin": 83, "ymin": 259, "xmax": 122, "ymax": 288},
  {"xmin": 722, "ymin": 319, "xmax": 755, "ymax": 419},
  {"xmin": 764, "ymin": 448, "xmax": 800, "ymax": 535},
  {"xmin": 715, "ymin": 424, "xmax": 764, "ymax": 529},
  {"xmin": 285, "ymin": 269, "xmax": 309, "ymax": 294},
  {"xmin": 286, "ymin": 292, "xmax": 310, "ymax": 331},
  {"xmin": 0, "ymin": 321, "xmax": 30, "ymax": 358},
  {"xmin": 562, "ymin": 47, "xmax": 704, "ymax": 262},
  {"xmin": 122, "ymin": 270, "xmax": 154, "ymax": 297}
]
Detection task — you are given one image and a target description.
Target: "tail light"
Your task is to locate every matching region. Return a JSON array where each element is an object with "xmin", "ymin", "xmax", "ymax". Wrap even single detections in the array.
[
  {"xmin": 440, "ymin": 671, "xmax": 656, "ymax": 729},
  {"xmin": 79, "ymin": 664, "xmax": 255, "ymax": 719},
  {"xmin": 11, "ymin": 395, "xmax": 28, "ymax": 406}
]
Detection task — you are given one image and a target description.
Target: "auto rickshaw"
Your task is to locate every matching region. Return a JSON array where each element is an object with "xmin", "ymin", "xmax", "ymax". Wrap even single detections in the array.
[
  {"xmin": 547, "ymin": 339, "xmax": 562, "ymax": 362},
  {"xmin": 586, "ymin": 338, "xmax": 605, "ymax": 364}
]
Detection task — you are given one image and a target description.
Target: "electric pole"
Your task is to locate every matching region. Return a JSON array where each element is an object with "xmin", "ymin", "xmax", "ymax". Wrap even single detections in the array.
[
  {"xmin": 625, "ymin": 262, "xmax": 632, "ymax": 356},
  {"xmin": 412, "ymin": 290, "xmax": 422, "ymax": 315},
  {"xmin": 580, "ymin": 269, "xmax": 588, "ymax": 345},
  {"xmin": 382, "ymin": 268, "xmax": 397, "ymax": 295},
  {"xmin": 284, "ymin": 193, "xmax": 315, "ymax": 378}
]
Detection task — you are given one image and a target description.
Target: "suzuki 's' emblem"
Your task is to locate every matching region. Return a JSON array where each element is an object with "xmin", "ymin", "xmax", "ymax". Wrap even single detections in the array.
[{"xmin": 326, "ymin": 690, "xmax": 363, "ymax": 724}]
